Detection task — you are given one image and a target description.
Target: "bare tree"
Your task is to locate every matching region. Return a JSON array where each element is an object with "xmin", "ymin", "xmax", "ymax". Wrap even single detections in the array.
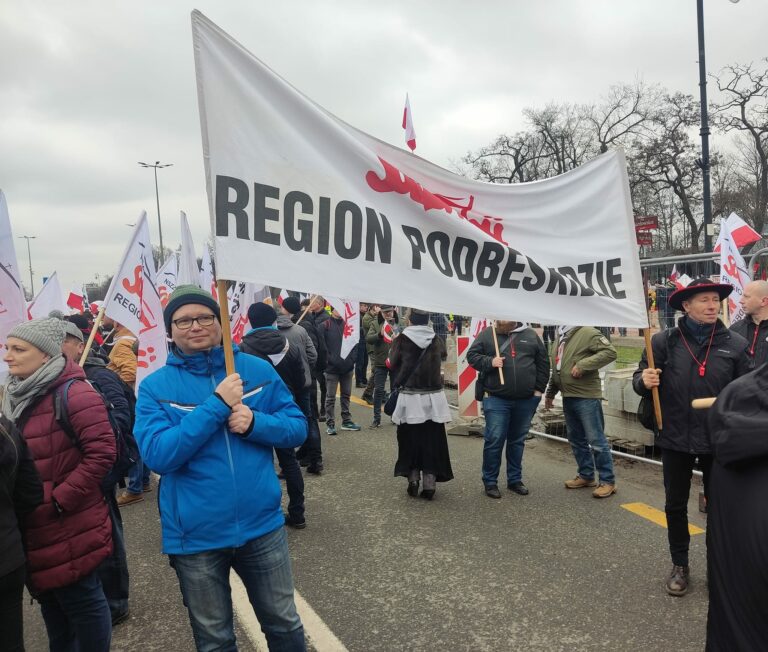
[{"xmin": 462, "ymin": 131, "xmax": 547, "ymax": 183}]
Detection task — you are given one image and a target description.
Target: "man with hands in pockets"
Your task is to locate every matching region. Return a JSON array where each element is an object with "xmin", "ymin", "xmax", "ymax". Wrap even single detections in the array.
[{"xmin": 134, "ymin": 285, "xmax": 308, "ymax": 652}]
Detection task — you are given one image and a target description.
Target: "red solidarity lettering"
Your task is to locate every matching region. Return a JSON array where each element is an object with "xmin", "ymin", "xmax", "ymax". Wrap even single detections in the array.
[
  {"xmin": 365, "ymin": 157, "xmax": 508, "ymax": 245},
  {"xmin": 120, "ymin": 265, "xmax": 158, "ymax": 334},
  {"xmin": 342, "ymin": 302, "xmax": 357, "ymax": 338},
  {"xmin": 723, "ymin": 256, "xmax": 739, "ymax": 279}
]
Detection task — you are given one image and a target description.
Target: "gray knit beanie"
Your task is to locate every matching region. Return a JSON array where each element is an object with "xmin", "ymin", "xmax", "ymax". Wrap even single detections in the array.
[
  {"xmin": 62, "ymin": 321, "xmax": 85, "ymax": 342},
  {"xmin": 8, "ymin": 318, "xmax": 66, "ymax": 357}
]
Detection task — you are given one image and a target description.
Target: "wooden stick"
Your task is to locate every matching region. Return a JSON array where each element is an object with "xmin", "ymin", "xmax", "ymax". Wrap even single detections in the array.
[
  {"xmin": 78, "ymin": 306, "xmax": 105, "ymax": 366},
  {"xmin": 491, "ymin": 321, "xmax": 505, "ymax": 384},
  {"xmin": 217, "ymin": 280, "xmax": 235, "ymax": 375},
  {"xmin": 294, "ymin": 294, "xmax": 317, "ymax": 325},
  {"xmin": 642, "ymin": 327, "xmax": 663, "ymax": 430},
  {"xmin": 692, "ymin": 397, "xmax": 716, "ymax": 409}
]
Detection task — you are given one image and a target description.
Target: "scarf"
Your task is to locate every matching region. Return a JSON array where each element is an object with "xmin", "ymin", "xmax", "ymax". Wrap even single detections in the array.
[
  {"xmin": 555, "ymin": 326, "xmax": 577, "ymax": 371},
  {"xmin": 683, "ymin": 316, "xmax": 716, "ymax": 345},
  {"xmin": 1, "ymin": 354, "xmax": 66, "ymax": 424}
]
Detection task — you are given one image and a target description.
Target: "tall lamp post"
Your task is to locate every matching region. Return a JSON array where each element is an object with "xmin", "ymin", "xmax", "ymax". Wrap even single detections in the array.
[
  {"xmin": 18, "ymin": 235, "xmax": 36, "ymax": 296},
  {"xmin": 696, "ymin": 0, "xmax": 740, "ymax": 252},
  {"xmin": 138, "ymin": 160, "xmax": 173, "ymax": 265}
]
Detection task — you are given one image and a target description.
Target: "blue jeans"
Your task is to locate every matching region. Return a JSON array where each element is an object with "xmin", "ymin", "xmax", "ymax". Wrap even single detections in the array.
[
  {"xmin": 126, "ymin": 457, "xmax": 151, "ymax": 495},
  {"xmin": 562, "ymin": 397, "xmax": 615, "ymax": 485},
  {"xmin": 482, "ymin": 394, "xmax": 541, "ymax": 487},
  {"xmin": 38, "ymin": 570, "xmax": 112, "ymax": 652},
  {"xmin": 169, "ymin": 527, "xmax": 305, "ymax": 652}
]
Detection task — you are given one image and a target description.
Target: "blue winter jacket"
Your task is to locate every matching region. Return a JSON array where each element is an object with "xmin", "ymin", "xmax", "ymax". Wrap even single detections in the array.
[{"xmin": 134, "ymin": 345, "xmax": 306, "ymax": 554}]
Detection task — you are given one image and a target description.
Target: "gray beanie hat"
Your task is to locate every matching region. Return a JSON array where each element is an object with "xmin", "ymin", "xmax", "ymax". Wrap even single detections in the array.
[
  {"xmin": 63, "ymin": 321, "xmax": 85, "ymax": 343},
  {"xmin": 8, "ymin": 318, "xmax": 66, "ymax": 357}
]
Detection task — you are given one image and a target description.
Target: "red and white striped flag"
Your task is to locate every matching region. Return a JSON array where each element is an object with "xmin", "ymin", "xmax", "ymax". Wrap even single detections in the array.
[
  {"xmin": 277, "ymin": 288, "xmax": 289, "ymax": 306},
  {"xmin": 714, "ymin": 212, "xmax": 761, "ymax": 253},
  {"xmin": 402, "ymin": 93, "xmax": 416, "ymax": 151}
]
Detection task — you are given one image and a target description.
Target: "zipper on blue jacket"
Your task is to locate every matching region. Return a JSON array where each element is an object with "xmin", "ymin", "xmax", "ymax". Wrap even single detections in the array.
[{"xmin": 211, "ymin": 365, "xmax": 241, "ymax": 543}]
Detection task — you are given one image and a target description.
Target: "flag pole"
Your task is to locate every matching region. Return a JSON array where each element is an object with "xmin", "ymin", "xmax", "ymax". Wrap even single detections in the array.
[
  {"xmin": 79, "ymin": 306, "xmax": 105, "ymax": 367},
  {"xmin": 295, "ymin": 294, "xmax": 317, "ymax": 325},
  {"xmin": 491, "ymin": 321, "xmax": 505, "ymax": 384},
  {"xmin": 641, "ymin": 276, "xmax": 663, "ymax": 430},
  {"xmin": 217, "ymin": 280, "xmax": 235, "ymax": 375}
]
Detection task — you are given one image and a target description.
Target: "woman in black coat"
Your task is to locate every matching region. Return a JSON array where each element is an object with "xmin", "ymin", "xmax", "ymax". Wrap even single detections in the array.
[
  {"xmin": 387, "ymin": 309, "xmax": 453, "ymax": 500},
  {"xmin": 0, "ymin": 410, "xmax": 44, "ymax": 651}
]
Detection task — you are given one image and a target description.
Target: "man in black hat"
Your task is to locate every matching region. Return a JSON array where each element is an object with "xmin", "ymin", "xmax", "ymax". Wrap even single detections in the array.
[{"xmin": 632, "ymin": 277, "xmax": 750, "ymax": 597}]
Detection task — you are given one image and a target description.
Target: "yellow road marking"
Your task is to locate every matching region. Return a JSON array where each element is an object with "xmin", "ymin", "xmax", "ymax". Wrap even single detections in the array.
[
  {"xmin": 349, "ymin": 394, "xmax": 372, "ymax": 408},
  {"xmin": 621, "ymin": 502, "xmax": 704, "ymax": 535}
]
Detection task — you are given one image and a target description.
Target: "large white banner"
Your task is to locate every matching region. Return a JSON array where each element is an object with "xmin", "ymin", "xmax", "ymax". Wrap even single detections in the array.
[
  {"xmin": 0, "ymin": 191, "xmax": 27, "ymax": 377},
  {"xmin": 192, "ymin": 12, "xmax": 647, "ymax": 327}
]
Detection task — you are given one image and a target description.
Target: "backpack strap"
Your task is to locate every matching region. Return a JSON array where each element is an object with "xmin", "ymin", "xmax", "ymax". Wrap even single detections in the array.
[{"xmin": 54, "ymin": 379, "xmax": 83, "ymax": 452}]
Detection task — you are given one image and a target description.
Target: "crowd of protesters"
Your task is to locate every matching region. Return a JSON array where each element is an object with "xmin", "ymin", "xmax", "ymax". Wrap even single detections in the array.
[{"xmin": 1, "ymin": 278, "xmax": 767, "ymax": 650}]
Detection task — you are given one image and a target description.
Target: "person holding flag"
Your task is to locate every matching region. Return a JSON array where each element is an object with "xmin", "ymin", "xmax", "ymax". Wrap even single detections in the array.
[{"xmin": 366, "ymin": 305, "xmax": 401, "ymax": 428}]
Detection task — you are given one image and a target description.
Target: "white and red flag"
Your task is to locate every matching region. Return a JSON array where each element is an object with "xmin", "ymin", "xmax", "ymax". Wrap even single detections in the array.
[
  {"xmin": 719, "ymin": 218, "xmax": 751, "ymax": 323},
  {"xmin": 228, "ymin": 282, "xmax": 268, "ymax": 343},
  {"xmin": 402, "ymin": 93, "xmax": 416, "ymax": 151},
  {"xmin": 178, "ymin": 211, "xmax": 200, "ymax": 287},
  {"xmin": 102, "ymin": 212, "xmax": 167, "ymax": 389},
  {"xmin": 669, "ymin": 265, "xmax": 679, "ymax": 284},
  {"xmin": 28, "ymin": 272, "xmax": 67, "ymax": 320},
  {"xmin": 66, "ymin": 283, "xmax": 86, "ymax": 311},
  {"xmin": 325, "ymin": 296, "xmax": 359, "ymax": 359},
  {"xmin": 714, "ymin": 212, "xmax": 761, "ymax": 253},
  {"xmin": 0, "ymin": 191, "xmax": 27, "ymax": 377},
  {"xmin": 157, "ymin": 254, "xmax": 178, "ymax": 308},
  {"xmin": 277, "ymin": 288, "xmax": 289, "ymax": 306},
  {"xmin": 469, "ymin": 317, "xmax": 489, "ymax": 344}
]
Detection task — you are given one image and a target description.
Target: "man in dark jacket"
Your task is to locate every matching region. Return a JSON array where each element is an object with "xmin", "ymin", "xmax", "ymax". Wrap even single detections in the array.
[
  {"xmin": 729, "ymin": 279, "xmax": 768, "ymax": 369},
  {"xmin": 366, "ymin": 305, "xmax": 400, "ymax": 428},
  {"xmin": 468, "ymin": 322, "xmax": 549, "ymax": 498},
  {"xmin": 360, "ymin": 304, "xmax": 379, "ymax": 403},
  {"xmin": 241, "ymin": 302, "xmax": 308, "ymax": 528},
  {"xmin": 633, "ymin": 278, "xmax": 750, "ymax": 597},
  {"xmin": 321, "ymin": 306, "xmax": 360, "ymax": 435},
  {"xmin": 296, "ymin": 297, "xmax": 329, "ymax": 422},
  {"xmin": 355, "ymin": 302, "xmax": 370, "ymax": 387}
]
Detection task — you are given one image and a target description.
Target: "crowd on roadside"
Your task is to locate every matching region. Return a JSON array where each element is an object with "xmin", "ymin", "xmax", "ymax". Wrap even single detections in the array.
[{"xmin": 1, "ymin": 279, "xmax": 767, "ymax": 651}]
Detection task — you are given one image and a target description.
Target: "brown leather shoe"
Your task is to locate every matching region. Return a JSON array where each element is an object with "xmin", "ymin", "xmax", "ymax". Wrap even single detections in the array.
[
  {"xmin": 592, "ymin": 484, "xmax": 616, "ymax": 498},
  {"xmin": 666, "ymin": 565, "xmax": 690, "ymax": 596},
  {"xmin": 564, "ymin": 476, "xmax": 597, "ymax": 489},
  {"xmin": 117, "ymin": 493, "xmax": 144, "ymax": 507}
]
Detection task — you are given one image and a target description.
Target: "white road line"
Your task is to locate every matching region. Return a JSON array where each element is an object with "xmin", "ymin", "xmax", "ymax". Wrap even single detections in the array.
[{"xmin": 230, "ymin": 570, "xmax": 348, "ymax": 652}]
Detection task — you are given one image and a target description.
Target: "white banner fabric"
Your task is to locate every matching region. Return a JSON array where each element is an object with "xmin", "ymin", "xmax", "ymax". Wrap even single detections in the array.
[
  {"xmin": 178, "ymin": 211, "xmax": 200, "ymax": 287},
  {"xmin": 719, "ymin": 219, "xmax": 750, "ymax": 324},
  {"xmin": 192, "ymin": 12, "xmax": 646, "ymax": 328},
  {"xmin": 325, "ymin": 297, "xmax": 360, "ymax": 360},
  {"xmin": 28, "ymin": 272, "xmax": 67, "ymax": 320},
  {"xmin": 157, "ymin": 254, "xmax": 178, "ymax": 308},
  {"xmin": 200, "ymin": 245, "xmax": 217, "ymax": 299},
  {"xmin": 228, "ymin": 281, "xmax": 268, "ymax": 344},
  {"xmin": 0, "ymin": 191, "xmax": 28, "ymax": 377}
]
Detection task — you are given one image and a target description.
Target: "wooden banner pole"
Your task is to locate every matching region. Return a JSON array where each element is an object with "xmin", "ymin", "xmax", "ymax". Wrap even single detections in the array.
[
  {"xmin": 217, "ymin": 280, "xmax": 235, "ymax": 375},
  {"xmin": 78, "ymin": 306, "xmax": 105, "ymax": 367},
  {"xmin": 692, "ymin": 397, "xmax": 716, "ymax": 409},
  {"xmin": 294, "ymin": 294, "xmax": 317, "ymax": 325},
  {"xmin": 491, "ymin": 321, "xmax": 505, "ymax": 384},
  {"xmin": 642, "ymin": 327, "xmax": 663, "ymax": 430}
]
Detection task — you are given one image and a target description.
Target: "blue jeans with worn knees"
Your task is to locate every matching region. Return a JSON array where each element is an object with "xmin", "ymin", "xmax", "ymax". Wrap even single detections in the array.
[
  {"xmin": 170, "ymin": 527, "xmax": 305, "ymax": 652},
  {"xmin": 562, "ymin": 397, "xmax": 615, "ymax": 485},
  {"xmin": 126, "ymin": 456, "xmax": 151, "ymax": 495},
  {"xmin": 482, "ymin": 394, "xmax": 541, "ymax": 487},
  {"xmin": 295, "ymin": 386, "xmax": 322, "ymax": 464},
  {"xmin": 38, "ymin": 570, "xmax": 112, "ymax": 652},
  {"xmin": 372, "ymin": 366, "xmax": 390, "ymax": 421},
  {"xmin": 275, "ymin": 447, "xmax": 305, "ymax": 522}
]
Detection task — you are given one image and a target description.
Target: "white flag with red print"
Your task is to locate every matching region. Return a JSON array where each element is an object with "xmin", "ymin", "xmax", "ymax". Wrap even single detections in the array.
[
  {"xmin": 469, "ymin": 316, "xmax": 489, "ymax": 344},
  {"xmin": 325, "ymin": 296, "xmax": 359, "ymax": 359},
  {"xmin": 719, "ymin": 219, "xmax": 751, "ymax": 323},
  {"xmin": 200, "ymin": 245, "xmax": 217, "ymax": 299},
  {"xmin": 402, "ymin": 93, "xmax": 416, "ymax": 151},
  {"xmin": 178, "ymin": 211, "xmax": 201, "ymax": 287},
  {"xmin": 0, "ymin": 191, "xmax": 27, "ymax": 377},
  {"xmin": 228, "ymin": 281, "xmax": 268, "ymax": 344},
  {"xmin": 714, "ymin": 212, "xmax": 761, "ymax": 253},
  {"xmin": 157, "ymin": 254, "xmax": 178, "ymax": 308},
  {"xmin": 28, "ymin": 272, "xmax": 67, "ymax": 320}
]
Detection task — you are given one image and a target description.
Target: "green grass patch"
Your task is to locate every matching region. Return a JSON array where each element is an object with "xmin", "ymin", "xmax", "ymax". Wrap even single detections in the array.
[{"xmin": 615, "ymin": 345, "xmax": 643, "ymax": 369}]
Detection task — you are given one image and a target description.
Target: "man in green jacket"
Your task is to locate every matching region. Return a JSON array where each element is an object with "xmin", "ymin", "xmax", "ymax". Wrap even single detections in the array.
[
  {"xmin": 545, "ymin": 326, "xmax": 617, "ymax": 498},
  {"xmin": 360, "ymin": 304, "xmax": 379, "ymax": 403}
]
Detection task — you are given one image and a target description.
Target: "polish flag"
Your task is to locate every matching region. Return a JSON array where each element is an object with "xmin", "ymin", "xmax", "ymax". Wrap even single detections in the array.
[
  {"xmin": 669, "ymin": 265, "xmax": 679, "ymax": 284},
  {"xmin": 402, "ymin": 93, "xmax": 416, "ymax": 151},
  {"xmin": 714, "ymin": 212, "xmax": 761, "ymax": 253},
  {"xmin": 277, "ymin": 288, "xmax": 289, "ymax": 306},
  {"xmin": 66, "ymin": 283, "xmax": 85, "ymax": 311}
]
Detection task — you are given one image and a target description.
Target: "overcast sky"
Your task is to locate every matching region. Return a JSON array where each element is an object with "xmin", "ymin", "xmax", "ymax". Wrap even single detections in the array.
[{"xmin": 1, "ymin": 0, "xmax": 765, "ymax": 295}]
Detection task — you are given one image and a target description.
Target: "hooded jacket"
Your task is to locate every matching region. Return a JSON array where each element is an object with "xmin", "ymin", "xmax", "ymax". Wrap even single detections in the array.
[
  {"xmin": 388, "ymin": 326, "xmax": 444, "ymax": 391},
  {"xmin": 468, "ymin": 325, "xmax": 549, "ymax": 400},
  {"xmin": 321, "ymin": 315, "xmax": 357, "ymax": 375},
  {"xmin": 135, "ymin": 346, "xmax": 306, "ymax": 555},
  {"xmin": 0, "ymin": 412, "xmax": 43, "ymax": 578},
  {"xmin": 16, "ymin": 358, "xmax": 115, "ymax": 593},
  {"xmin": 240, "ymin": 328, "xmax": 307, "ymax": 399},
  {"xmin": 632, "ymin": 318, "xmax": 749, "ymax": 454},
  {"xmin": 276, "ymin": 314, "xmax": 316, "ymax": 387},
  {"xmin": 294, "ymin": 311, "xmax": 327, "ymax": 374},
  {"xmin": 107, "ymin": 326, "xmax": 137, "ymax": 387}
]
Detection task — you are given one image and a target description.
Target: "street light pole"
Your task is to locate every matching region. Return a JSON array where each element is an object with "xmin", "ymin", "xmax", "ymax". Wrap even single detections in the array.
[
  {"xmin": 696, "ymin": 0, "xmax": 713, "ymax": 253},
  {"xmin": 18, "ymin": 235, "xmax": 36, "ymax": 296},
  {"xmin": 138, "ymin": 160, "xmax": 173, "ymax": 266}
]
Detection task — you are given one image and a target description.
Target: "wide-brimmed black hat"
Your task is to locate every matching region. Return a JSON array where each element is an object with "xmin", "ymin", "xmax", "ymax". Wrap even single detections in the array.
[{"xmin": 668, "ymin": 277, "xmax": 733, "ymax": 311}]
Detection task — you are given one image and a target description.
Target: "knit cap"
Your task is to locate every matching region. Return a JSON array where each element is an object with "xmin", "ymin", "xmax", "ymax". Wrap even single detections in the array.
[
  {"xmin": 164, "ymin": 285, "xmax": 221, "ymax": 333},
  {"xmin": 281, "ymin": 296, "xmax": 301, "ymax": 315},
  {"xmin": 63, "ymin": 321, "xmax": 84, "ymax": 342},
  {"xmin": 248, "ymin": 302, "xmax": 278, "ymax": 328},
  {"xmin": 8, "ymin": 318, "xmax": 66, "ymax": 357}
]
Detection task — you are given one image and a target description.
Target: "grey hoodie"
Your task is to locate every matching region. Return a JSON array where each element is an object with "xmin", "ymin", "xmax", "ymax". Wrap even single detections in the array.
[{"xmin": 276, "ymin": 315, "xmax": 317, "ymax": 388}]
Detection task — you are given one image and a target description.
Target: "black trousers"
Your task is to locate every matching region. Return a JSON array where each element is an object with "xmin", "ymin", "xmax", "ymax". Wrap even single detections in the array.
[
  {"xmin": 661, "ymin": 448, "xmax": 712, "ymax": 567},
  {"xmin": 0, "ymin": 563, "xmax": 26, "ymax": 652}
]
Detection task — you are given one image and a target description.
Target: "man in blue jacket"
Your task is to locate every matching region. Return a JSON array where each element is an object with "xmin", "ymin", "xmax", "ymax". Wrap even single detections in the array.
[{"xmin": 135, "ymin": 286, "xmax": 307, "ymax": 651}]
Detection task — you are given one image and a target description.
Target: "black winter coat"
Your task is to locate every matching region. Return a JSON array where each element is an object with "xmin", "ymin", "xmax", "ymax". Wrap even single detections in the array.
[
  {"xmin": 729, "ymin": 316, "xmax": 768, "ymax": 370},
  {"xmin": 388, "ymin": 332, "xmax": 444, "ymax": 391},
  {"xmin": 83, "ymin": 355, "xmax": 134, "ymax": 437},
  {"xmin": 295, "ymin": 312, "xmax": 327, "ymax": 373},
  {"xmin": 632, "ymin": 318, "xmax": 750, "ymax": 454},
  {"xmin": 467, "ymin": 326, "xmax": 549, "ymax": 400},
  {"xmin": 321, "ymin": 316, "xmax": 357, "ymax": 375},
  {"xmin": 240, "ymin": 329, "xmax": 306, "ymax": 399},
  {"xmin": 0, "ymin": 412, "xmax": 43, "ymax": 578}
]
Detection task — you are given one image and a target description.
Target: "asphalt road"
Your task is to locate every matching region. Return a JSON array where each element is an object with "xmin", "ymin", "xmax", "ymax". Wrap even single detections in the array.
[{"xmin": 24, "ymin": 392, "xmax": 709, "ymax": 651}]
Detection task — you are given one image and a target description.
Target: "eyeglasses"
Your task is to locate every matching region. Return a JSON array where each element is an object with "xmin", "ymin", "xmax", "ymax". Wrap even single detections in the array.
[{"xmin": 172, "ymin": 314, "xmax": 216, "ymax": 330}]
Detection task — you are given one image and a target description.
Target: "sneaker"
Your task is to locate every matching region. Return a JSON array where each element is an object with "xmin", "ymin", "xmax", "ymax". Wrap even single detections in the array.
[
  {"xmin": 507, "ymin": 482, "xmax": 529, "ymax": 496},
  {"xmin": 362, "ymin": 394, "xmax": 374, "ymax": 405},
  {"xmin": 117, "ymin": 492, "xmax": 144, "ymax": 507},
  {"xmin": 564, "ymin": 476, "xmax": 597, "ymax": 489},
  {"xmin": 326, "ymin": 425, "xmax": 337, "ymax": 436},
  {"xmin": 666, "ymin": 565, "xmax": 690, "ymax": 596},
  {"xmin": 592, "ymin": 483, "xmax": 616, "ymax": 499},
  {"xmin": 355, "ymin": 381, "xmax": 367, "ymax": 388},
  {"xmin": 484, "ymin": 485, "xmax": 502, "ymax": 499},
  {"xmin": 369, "ymin": 419, "xmax": 381, "ymax": 428},
  {"xmin": 341, "ymin": 420, "xmax": 361, "ymax": 431},
  {"xmin": 284, "ymin": 514, "xmax": 307, "ymax": 530}
]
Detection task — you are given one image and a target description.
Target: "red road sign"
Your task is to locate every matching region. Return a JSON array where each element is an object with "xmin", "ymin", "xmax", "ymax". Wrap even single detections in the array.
[
  {"xmin": 634, "ymin": 215, "xmax": 658, "ymax": 231},
  {"xmin": 636, "ymin": 232, "xmax": 654, "ymax": 246}
]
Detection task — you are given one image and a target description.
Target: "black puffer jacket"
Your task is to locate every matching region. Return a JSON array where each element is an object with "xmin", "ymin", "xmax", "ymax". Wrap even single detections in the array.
[
  {"xmin": 0, "ymin": 412, "xmax": 43, "ymax": 577},
  {"xmin": 239, "ymin": 328, "xmax": 306, "ymax": 399},
  {"xmin": 633, "ymin": 318, "xmax": 750, "ymax": 454},
  {"xmin": 321, "ymin": 316, "xmax": 357, "ymax": 375},
  {"xmin": 729, "ymin": 317, "xmax": 768, "ymax": 370}
]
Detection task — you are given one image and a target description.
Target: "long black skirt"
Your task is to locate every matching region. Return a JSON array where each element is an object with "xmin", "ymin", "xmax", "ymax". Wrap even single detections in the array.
[{"xmin": 394, "ymin": 420, "xmax": 454, "ymax": 482}]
